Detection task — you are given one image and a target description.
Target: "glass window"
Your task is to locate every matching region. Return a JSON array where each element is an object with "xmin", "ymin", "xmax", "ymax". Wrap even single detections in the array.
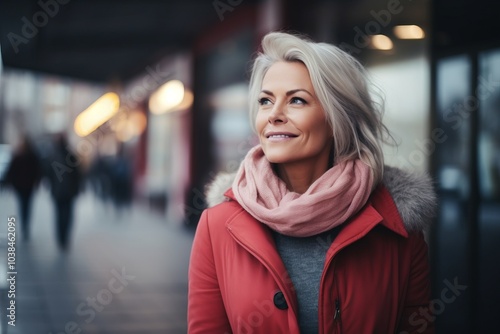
[
  {"xmin": 478, "ymin": 49, "xmax": 500, "ymax": 200},
  {"xmin": 436, "ymin": 55, "xmax": 471, "ymax": 199},
  {"xmin": 434, "ymin": 55, "xmax": 472, "ymax": 332},
  {"xmin": 477, "ymin": 48, "xmax": 500, "ymax": 331}
]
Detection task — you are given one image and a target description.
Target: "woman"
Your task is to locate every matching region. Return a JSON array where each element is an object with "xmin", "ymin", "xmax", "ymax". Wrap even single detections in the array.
[{"xmin": 188, "ymin": 32, "xmax": 436, "ymax": 333}]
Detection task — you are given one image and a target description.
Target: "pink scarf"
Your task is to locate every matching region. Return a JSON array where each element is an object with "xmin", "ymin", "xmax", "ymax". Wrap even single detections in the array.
[{"xmin": 232, "ymin": 145, "xmax": 374, "ymax": 237}]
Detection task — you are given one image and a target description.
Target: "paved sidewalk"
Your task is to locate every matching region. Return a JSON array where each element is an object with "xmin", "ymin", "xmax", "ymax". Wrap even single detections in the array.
[{"xmin": 0, "ymin": 186, "xmax": 194, "ymax": 334}]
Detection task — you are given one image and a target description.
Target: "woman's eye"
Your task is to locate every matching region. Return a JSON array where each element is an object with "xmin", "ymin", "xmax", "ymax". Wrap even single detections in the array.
[
  {"xmin": 258, "ymin": 98, "xmax": 272, "ymax": 106},
  {"xmin": 290, "ymin": 97, "xmax": 306, "ymax": 105}
]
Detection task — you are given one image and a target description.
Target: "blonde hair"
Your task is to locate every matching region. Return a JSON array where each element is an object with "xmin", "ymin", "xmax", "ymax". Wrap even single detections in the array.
[{"xmin": 248, "ymin": 31, "xmax": 389, "ymax": 186}]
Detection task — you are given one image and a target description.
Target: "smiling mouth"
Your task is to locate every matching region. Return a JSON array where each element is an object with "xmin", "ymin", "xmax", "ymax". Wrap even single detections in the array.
[
  {"xmin": 265, "ymin": 131, "xmax": 299, "ymax": 138},
  {"xmin": 267, "ymin": 134, "xmax": 296, "ymax": 138},
  {"xmin": 265, "ymin": 133, "xmax": 299, "ymax": 143}
]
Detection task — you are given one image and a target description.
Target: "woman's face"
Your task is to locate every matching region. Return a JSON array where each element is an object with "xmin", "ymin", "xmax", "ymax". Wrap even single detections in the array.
[{"xmin": 255, "ymin": 61, "xmax": 332, "ymax": 167}]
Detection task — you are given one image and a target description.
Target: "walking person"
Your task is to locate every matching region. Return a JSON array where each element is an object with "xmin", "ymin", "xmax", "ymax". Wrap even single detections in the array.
[
  {"xmin": 4, "ymin": 136, "xmax": 42, "ymax": 241},
  {"xmin": 47, "ymin": 134, "xmax": 82, "ymax": 251},
  {"xmin": 188, "ymin": 32, "xmax": 436, "ymax": 333}
]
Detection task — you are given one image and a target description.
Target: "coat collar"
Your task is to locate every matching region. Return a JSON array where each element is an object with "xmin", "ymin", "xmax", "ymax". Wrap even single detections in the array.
[{"xmin": 224, "ymin": 184, "xmax": 407, "ymax": 249}]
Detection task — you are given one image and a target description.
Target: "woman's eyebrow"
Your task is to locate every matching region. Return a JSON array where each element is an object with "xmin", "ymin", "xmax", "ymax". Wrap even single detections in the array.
[{"xmin": 260, "ymin": 89, "xmax": 313, "ymax": 97}]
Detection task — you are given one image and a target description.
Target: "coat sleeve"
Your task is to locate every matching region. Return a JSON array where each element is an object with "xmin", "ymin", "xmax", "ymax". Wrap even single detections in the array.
[
  {"xmin": 188, "ymin": 209, "xmax": 232, "ymax": 333},
  {"xmin": 397, "ymin": 232, "xmax": 435, "ymax": 334}
]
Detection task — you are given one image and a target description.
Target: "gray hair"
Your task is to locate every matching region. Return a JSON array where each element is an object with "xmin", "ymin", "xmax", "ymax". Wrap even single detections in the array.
[{"xmin": 248, "ymin": 31, "xmax": 389, "ymax": 186}]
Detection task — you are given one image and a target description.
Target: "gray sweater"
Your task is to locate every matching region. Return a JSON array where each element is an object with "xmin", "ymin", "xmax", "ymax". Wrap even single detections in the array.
[{"xmin": 273, "ymin": 227, "xmax": 341, "ymax": 334}]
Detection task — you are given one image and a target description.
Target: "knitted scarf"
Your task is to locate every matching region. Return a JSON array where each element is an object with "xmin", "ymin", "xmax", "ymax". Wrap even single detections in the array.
[{"xmin": 232, "ymin": 145, "xmax": 374, "ymax": 237}]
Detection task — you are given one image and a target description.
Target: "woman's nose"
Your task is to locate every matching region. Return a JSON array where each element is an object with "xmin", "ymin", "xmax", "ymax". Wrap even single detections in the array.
[{"xmin": 268, "ymin": 103, "xmax": 287, "ymax": 124}]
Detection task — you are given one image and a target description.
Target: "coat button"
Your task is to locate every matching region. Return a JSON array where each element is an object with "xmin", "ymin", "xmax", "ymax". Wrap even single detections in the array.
[{"xmin": 273, "ymin": 291, "xmax": 288, "ymax": 310}]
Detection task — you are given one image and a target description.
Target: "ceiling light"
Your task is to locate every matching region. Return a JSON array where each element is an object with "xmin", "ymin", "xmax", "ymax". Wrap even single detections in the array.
[
  {"xmin": 370, "ymin": 35, "xmax": 393, "ymax": 51},
  {"xmin": 170, "ymin": 89, "xmax": 194, "ymax": 112},
  {"xmin": 74, "ymin": 92, "xmax": 120, "ymax": 137},
  {"xmin": 393, "ymin": 25, "xmax": 425, "ymax": 39},
  {"xmin": 149, "ymin": 80, "xmax": 185, "ymax": 114}
]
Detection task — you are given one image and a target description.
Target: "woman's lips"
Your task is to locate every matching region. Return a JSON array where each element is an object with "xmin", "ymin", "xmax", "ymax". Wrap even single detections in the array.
[{"xmin": 265, "ymin": 132, "xmax": 298, "ymax": 142}]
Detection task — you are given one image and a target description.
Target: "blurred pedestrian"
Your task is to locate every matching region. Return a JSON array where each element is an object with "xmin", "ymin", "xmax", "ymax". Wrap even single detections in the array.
[
  {"xmin": 46, "ymin": 134, "xmax": 82, "ymax": 251},
  {"xmin": 4, "ymin": 136, "xmax": 42, "ymax": 241},
  {"xmin": 110, "ymin": 145, "xmax": 133, "ymax": 212}
]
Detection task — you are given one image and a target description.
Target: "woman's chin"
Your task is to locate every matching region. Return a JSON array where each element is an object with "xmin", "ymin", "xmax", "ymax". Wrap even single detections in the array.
[{"xmin": 264, "ymin": 153, "xmax": 296, "ymax": 164}]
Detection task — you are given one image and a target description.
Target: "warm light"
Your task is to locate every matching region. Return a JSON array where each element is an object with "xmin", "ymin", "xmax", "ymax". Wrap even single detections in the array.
[
  {"xmin": 393, "ymin": 25, "xmax": 425, "ymax": 39},
  {"xmin": 149, "ymin": 80, "xmax": 185, "ymax": 114},
  {"xmin": 370, "ymin": 35, "xmax": 394, "ymax": 50},
  {"xmin": 128, "ymin": 111, "xmax": 147, "ymax": 134},
  {"xmin": 115, "ymin": 110, "xmax": 147, "ymax": 142},
  {"xmin": 116, "ymin": 120, "xmax": 135, "ymax": 142},
  {"xmin": 74, "ymin": 92, "xmax": 120, "ymax": 137},
  {"xmin": 170, "ymin": 89, "xmax": 194, "ymax": 112}
]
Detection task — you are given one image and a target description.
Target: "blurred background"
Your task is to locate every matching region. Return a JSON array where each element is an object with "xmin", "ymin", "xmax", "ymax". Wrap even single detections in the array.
[{"xmin": 0, "ymin": 0, "xmax": 498, "ymax": 333}]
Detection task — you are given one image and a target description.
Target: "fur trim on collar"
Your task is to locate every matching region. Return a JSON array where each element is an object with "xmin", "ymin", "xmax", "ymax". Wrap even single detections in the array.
[
  {"xmin": 382, "ymin": 166, "xmax": 436, "ymax": 232},
  {"xmin": 205, "ymin": 172, "xmax": 235, "ymax": 208},
  {"xmin": 205, "ymin": 166, "xmax": 436, "ymax": 233}
]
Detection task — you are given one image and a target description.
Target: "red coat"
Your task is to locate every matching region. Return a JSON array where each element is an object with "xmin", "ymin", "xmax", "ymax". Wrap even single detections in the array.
[{"xmin": 188, "ymin": 167, "xmax": 435, "ymax": 334}]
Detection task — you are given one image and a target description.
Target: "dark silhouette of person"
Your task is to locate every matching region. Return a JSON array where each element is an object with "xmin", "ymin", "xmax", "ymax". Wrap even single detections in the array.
[
  {"xmin": 110, "ymin": 145, "xmax": 133, "ymax": 212},
  {"xmin": 47, "ymin": 134, "xmax": 82, "ymax": 251},
  {"xmin": 87, "ymin": 146, "xmax": 133, "ymax": 214},
  {"xmin": 4, "ymin": 136, "xmax": 42, "ymax": 241}
]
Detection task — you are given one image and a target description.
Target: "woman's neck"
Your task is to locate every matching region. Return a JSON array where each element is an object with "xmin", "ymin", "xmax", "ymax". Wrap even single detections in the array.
[{"xmin": 276, "ymin": 155, "xmax": 331, "ymax": 194}]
